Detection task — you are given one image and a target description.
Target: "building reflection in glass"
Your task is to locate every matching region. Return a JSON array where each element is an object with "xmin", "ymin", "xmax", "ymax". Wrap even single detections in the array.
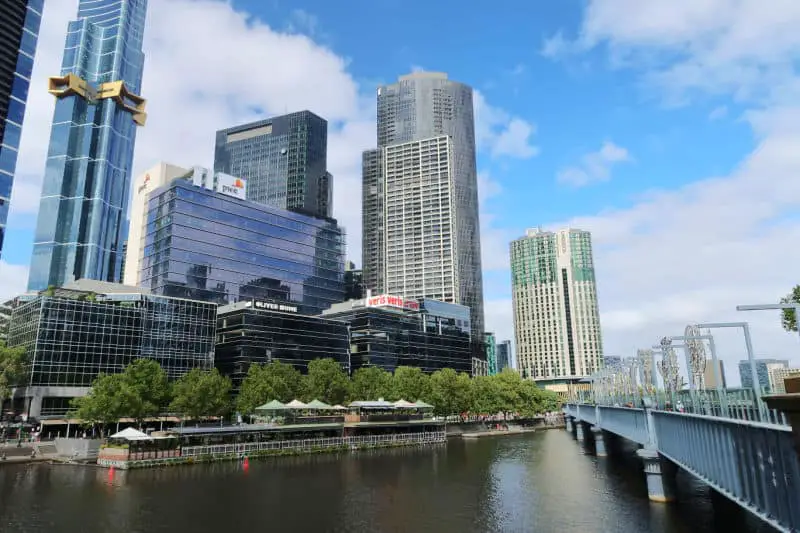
[{"xmin": 139, "ymin": 180, "xmax": 345, "ymax": 314}]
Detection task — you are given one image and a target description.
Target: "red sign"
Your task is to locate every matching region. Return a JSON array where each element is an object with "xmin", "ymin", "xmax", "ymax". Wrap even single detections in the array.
[{"xmin": 366, "ymin": 294, "xmax": 419, "ymax": 311}]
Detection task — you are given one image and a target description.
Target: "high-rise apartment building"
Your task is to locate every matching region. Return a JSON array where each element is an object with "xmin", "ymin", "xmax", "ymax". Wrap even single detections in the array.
[
  {"xmin": 511, "ymin": 228, "xmax": 603, "ymax": 381},
  {"xmin": 0, "ymin": 0, "xmax": 42, "ymax": 256},
  {"xmin": 214, "ymin": 111, "xmax": 333, "ymax": 219},
  {"xmin": 28, "ymin": 0, "xmax": 148, "ymax": 291},
  {"xmin": 361, "ymin": 72, "xmax": 484, "ymax": 339}
]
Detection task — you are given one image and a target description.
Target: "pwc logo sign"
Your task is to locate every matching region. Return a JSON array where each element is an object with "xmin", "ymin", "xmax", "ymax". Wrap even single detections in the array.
[
  {"xmin": 137, "ymin": 173, "xmax": 151, "ymax": 194},
  {"xmin": 218, "ymin": 173, "xmax": 247, "ymax": 199}
]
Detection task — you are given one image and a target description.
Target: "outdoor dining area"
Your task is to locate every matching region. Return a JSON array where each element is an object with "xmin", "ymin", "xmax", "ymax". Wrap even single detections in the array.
[
  {"xmin": 97, "ymin": 427, "xmax": 179, "ymax": 468},
  {"xmin": 253, "ymin": 398, "xmax": 435, "ymax": 425}
]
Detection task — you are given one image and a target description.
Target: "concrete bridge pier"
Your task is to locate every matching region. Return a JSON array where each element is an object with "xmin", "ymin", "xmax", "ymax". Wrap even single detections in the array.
[
  {"xmin": 636, "ymin": 448, "xmax": 677, "ymax": 503},
  {"xmin": 565, "ymin": 415, "xmax": 574, "ymax": 433},
  {"xmin": 591, "ymin": 426, "xmax": 607, "ymax": 457},
  {"xmin": 575, "ymin": 420, "xmax": 585, "ymax": 443}
]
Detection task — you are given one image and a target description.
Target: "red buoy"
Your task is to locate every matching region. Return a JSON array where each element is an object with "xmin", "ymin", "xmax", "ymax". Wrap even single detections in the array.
[{"xmin": 243, "ymin": 456, "xmax": 249, "ymax": 470}]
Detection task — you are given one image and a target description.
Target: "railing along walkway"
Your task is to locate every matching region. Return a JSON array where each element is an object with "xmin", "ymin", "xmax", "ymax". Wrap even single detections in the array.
[{"xmin": 565, "ymin": 402, "xmax": 800, "ymax": 532}]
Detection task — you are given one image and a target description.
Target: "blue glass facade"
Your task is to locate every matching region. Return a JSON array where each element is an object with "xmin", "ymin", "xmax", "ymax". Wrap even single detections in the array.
[
  {"xmin": 140, "ymin": 180, "xmax": 345, "ymax": 314},
  {"xmin": 0, "ymin": 0, "xmax": 43, "ymax": 256},
  {"xmin": 28, "ymin": 0, "xmax": 148, "ymax": 291}
]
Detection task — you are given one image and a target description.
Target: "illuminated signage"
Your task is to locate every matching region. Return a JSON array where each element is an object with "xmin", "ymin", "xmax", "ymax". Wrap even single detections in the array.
[
  {"xmin": 137, "ymin": 173, "xmax": 151, "ymax": 194},
  {"xmin": 254, "ymin": 300, "xmax": 298, "ymax": 313},
  {"xmin": 217, "ymin": 172, "xmax": 247, "ymax": 199},
  {"xmin": 366, "ymin": 294, "xmax": 420, "ymax": 311}
]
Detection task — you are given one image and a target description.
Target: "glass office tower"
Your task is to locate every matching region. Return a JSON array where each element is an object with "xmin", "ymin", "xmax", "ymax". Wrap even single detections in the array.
[
  {"xmin": 28, "ymin": 0, "xmax": 148, "ymax": 291},
  {"xmin": 214, "ymin": 111, "xmax": 333, "ymax": 219},
  {"xmin": 0, "ymin": 0, "xmax": 42, "ymax": 256},
  {"xmin": 140, "ymin": 180, "xmax": 345, "ymax": 314}
]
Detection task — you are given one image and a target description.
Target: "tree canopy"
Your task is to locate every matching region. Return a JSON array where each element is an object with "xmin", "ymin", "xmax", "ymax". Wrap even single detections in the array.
[
  {"xmin": 236, "ymin": 361, "xmax": 302, "ymax": 414},
  {"xmin": 73, "ymin": 358, "xmax": 562, "ymax": 422},
  {"xmin": 170, "ymin": 368, "xmax": 231, "ymax": 419},
  {"xmin": 0, "ymin": 342, "xmax": 27, "ymax": 402},
  {"xmin": 303, "ymin": 358, "xmax": 351, "ymax": 405}
]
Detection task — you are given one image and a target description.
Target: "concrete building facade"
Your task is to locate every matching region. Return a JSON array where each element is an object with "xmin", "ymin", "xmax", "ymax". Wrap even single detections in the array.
[{"xmin": 510, "ymin": 227, "xmax": 603, "ymax": 381}]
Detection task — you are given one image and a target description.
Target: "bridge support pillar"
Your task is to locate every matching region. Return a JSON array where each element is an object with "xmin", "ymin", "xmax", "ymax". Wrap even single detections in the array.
[
  {"xmin": 565, "ymin": 416, "xmax": 573, "ymax": 433},
  {"xmin": 591, "ymin": 426, "xmax": 607, "ymax": 457},
  {"xmin": 636, "ymin": 449, "xmax": 676, "ymax": 503},
  {"xmin": 575, "ymin": 421, "xmax": 585, "ymax": 442}
]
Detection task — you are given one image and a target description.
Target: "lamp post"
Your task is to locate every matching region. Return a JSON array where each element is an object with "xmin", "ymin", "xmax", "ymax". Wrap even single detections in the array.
[
  {"xmin": 695, "ymin": 321, "xmax": 765, "ymax": 420},
  {"xmin": 736, "ymin": 303, "xmax": 800, "ymax": 346}
]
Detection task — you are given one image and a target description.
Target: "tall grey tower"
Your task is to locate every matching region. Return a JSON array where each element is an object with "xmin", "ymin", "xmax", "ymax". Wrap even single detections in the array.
[
  {"xmin": 362, "ymin": 71, "xmax": 485, "ymax": 339},
  {"xmin": 214, "ymin": 110, "xmax": 333, "ymax": 219}
]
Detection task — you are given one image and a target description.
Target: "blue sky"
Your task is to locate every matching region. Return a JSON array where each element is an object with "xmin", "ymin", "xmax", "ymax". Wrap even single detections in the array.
[{"xmin": 5, "ymin": 0, "xmax": 800, "ymax": 383}]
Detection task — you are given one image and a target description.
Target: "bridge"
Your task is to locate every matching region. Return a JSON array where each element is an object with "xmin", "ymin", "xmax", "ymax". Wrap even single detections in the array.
[{"xmin": 564, "ymin": 400, "xmax": 800, "ymax": 532}]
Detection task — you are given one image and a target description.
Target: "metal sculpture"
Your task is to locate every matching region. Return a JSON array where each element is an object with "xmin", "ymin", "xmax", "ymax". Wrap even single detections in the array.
[
  {"xmin": 685, "ymin": 324, "xmax": 709, "ymax": 390},
  {"xmin": 658, "ymin": 336, "xmax": 681, "ymax": 393},
  {"xmin": 637, "ymin": 348, "xmax": 654, "ymax": 388}
]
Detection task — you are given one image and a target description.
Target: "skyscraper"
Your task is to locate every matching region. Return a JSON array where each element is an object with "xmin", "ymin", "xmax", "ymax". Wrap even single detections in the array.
[
  {"xmin": 214, "ymin": 111, "xmax": 333, "ymax": 219},
  {"xmin": 496, "ymin": 340, "xmax": 512, "ymax": 372},
  {"xmin": 362, "ymin": 71, "xmax": 484, "ymax": 339},
  {"xmin": 0, "ymin": 0, "xmax": 42, "ymax": 256},
  {"xmin": 28, "ymin": 0, "xmax": 148, "ymax": 291},
  {"xmin": 511, "ymin": 228, "xmax": 603, "ymax": 381}
]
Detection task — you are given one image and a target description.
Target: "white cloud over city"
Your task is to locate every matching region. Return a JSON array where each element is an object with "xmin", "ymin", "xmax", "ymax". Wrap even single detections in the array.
[
  {"xmin": 538, "ymin": 0, "xmax": 800, "ymax": 379},
  {"xmin": 0, "ymin": 0, "xmax": 537, "ymax": 306}
]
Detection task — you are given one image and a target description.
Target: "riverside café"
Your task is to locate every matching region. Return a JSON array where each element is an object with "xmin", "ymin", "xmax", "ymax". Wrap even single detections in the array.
[{"xmin": 96, "ymin": 400, "xmax": 444, "ymax": 469}]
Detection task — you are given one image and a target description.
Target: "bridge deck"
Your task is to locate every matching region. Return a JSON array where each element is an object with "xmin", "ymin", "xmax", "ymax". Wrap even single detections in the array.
[{"xmin": 565, "ymin": 403, "xmax": 800, "ymax": 533}]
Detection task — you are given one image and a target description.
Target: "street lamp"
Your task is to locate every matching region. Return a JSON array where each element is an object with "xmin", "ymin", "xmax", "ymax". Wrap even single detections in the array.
[{"xmin": 737, "ymin": 303, "xmax": 800, "ymax": 347}]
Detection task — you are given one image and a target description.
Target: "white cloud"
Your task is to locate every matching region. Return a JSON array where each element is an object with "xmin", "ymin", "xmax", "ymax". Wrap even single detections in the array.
[
  {"xmin": 709, "ymin": 105, "xmax": 728, "ymax": 120},
  {"xmin": 555, "ymin": 0, "xmax": 800, "ymax": 103},
  {"xmin": 0, "ymin": 262, "xmax": 29, "ymax": 302},
  {"xmin": 477, "ymin": 171, "xmax": 502, "ymax": 204},
  {"xmin": 557, "ymin": 141, "xmax": 631, "ymax": 187},
  {"xmin": 512, "ymin": 1, "xmax": 800, "ymax": 383},
  {"xmin": 474, "ymin": 91, "xmax": 539, "ymax": 159}
]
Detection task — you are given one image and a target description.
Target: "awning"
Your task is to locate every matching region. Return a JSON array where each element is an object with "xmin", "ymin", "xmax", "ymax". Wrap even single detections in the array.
[
  {"xmin": 305, "ymin": 399, "xmax": 335, "ymax": 410},
  {"xmin": 285, "ymin": 399, "xmax": 308, "ymax": 409},
  {"xmin": 255, "ymin": 400, "xmax": 287, "ymax": 411},
  {"xmin": 109, "ymin": 427, "xmax": 151, "ymax": 440}
]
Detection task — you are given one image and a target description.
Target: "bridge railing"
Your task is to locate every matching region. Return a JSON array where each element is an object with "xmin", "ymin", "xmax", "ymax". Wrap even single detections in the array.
[
  {"xmin": 652, "ymin": 410, "xmax": 800, "ymax": 532},
  {"xmin": 571, "ymin": 387, "xmax": 789, "ymax": 426}
]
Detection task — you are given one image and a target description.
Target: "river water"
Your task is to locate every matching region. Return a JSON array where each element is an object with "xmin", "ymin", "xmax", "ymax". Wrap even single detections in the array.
[{"xmin": 0, "ymin": 430, "xmax": 775, "ymax": 533}]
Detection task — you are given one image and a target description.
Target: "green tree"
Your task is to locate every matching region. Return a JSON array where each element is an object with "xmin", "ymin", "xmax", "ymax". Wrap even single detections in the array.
[
  {"xmin": 119, "ymin": 358, "xmax": 170, "ymax": 426},
  {"xmin": 780, "ymin": 285, "xmax": 800, "ymax": 332},
  {"xmin": 302, "ymin": 358, "xmax": 350, "ymax": 405},
  {"xmin": 391, "ymin": 366, "xmax": 431, "ymax": 401},
  {"xmin": 70, "ymin": 373, "xmax": 126, "ymax": 437},
  {"xmin": 494, "ymin": 369, "xmax": 524, "ymax": 418},
  {"xmin": 170, "ymin": 368, "xmax": 232, "ymax": 420},
  {"xmin": 236, "ymin": 361, "xmax": 303, "ymax": 414},
  {"xmin": 471, "ymin": 375, "xmax": 502, "ymax": 415},
  {"xmin": 350, "ymin": 366, "xmax": 392, "ymax": 400},
  {"xmin": 428, "ymin": 368, "xmax": 472, "ymax": 416},
  {"xmin": 0, "ymin": 342, "xmax": 27, "ymax": 404}
]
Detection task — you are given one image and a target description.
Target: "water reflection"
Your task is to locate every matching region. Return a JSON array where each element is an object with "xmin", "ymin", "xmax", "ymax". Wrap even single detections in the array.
[{"xmin": 0, "ymin": 431, "xmax": 777, "ymax": 532}]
